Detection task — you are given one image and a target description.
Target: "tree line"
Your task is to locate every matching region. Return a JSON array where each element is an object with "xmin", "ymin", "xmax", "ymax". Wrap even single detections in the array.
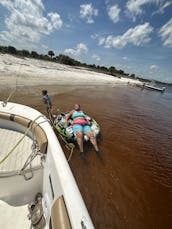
[{"xmin": 0, "ymin": 45, "xmax": 135, "ymax": 78}]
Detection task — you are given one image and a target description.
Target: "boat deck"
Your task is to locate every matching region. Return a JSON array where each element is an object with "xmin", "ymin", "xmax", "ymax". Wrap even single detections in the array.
[
  {"xmin": 0, "ymin": 200, "xmax": 30, "ymax": 229},
  {"xmin": 0, "ymin": 128, "xmax": 41, "ymax": 174}
]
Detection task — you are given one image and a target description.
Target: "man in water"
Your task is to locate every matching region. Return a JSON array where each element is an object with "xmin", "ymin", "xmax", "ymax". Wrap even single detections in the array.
[{"xmin": 42, "ymin": 90, "xmax": 52, "ymax": 116}]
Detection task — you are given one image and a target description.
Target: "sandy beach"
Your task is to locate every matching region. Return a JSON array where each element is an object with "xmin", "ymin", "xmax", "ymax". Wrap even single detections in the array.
[{"xmin": 0, "ymin": 54, "xmax": 141, "ymax": 89}]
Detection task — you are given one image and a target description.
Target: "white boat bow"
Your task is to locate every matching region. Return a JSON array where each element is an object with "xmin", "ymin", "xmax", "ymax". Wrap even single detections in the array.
[{"xmin": 0, "ymin": 101, "xmax": 94, "ymax": 229}]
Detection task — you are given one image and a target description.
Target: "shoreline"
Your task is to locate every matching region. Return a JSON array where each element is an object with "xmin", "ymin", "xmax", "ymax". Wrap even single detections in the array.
[{"xmin": 0, "ymin": 53, "xmax": 142, "ymax": 89}]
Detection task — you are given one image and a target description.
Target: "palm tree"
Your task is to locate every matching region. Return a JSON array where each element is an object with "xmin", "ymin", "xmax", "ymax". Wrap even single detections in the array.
[{"xmin": 48, "ymin": 50, "xmax": 55, "ymax": 59}]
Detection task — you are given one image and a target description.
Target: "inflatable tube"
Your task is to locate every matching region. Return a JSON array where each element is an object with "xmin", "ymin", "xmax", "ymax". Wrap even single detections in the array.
[{"xmin": 54, "ymin": 112, "xmax": 100, "ymax": 142}]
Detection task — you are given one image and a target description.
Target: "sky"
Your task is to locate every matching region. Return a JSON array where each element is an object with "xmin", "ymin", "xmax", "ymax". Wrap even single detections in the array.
[{"xmin": 0, "ymin": 0, "xmax": 172, "ymax": 83}]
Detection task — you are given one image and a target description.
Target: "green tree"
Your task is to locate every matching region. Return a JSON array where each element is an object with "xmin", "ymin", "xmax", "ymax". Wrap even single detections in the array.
[
  {"xmin": 8, "ymin": 46, "xmax": 17, "ymax": 54},
  {"xmin": 118, "ymin": 69, "xmax": 124, "ymax": 74},
  {"xmin": 109, "ymin": 66, "xmax": 116, "ymax": 75},
  {"xmin": 20, "ymin": 49, "xmax": 30, "ymax": 57},
  {"xmin": 130, "ymin": 74, "xmax": 135, "ymax": 78},
  {"xmin": 58, "ymin": 54, "xmax": 81, "ymax": 66},
  {"xmin": 31, "ymin": 51, "xmax": 39, "ymax": 58},
  {"xmin": 0, "ymin": 46, "xmax": 8, "ymax": 53},
  {"xmin": 48, "ymin": 50, "xmax": 55, "ymax": 59}
]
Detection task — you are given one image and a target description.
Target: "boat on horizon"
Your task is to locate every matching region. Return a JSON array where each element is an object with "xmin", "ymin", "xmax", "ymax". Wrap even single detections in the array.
[
  {"xmin": 0, "ymin": 101, "xmax": 94, "ymax": 229},
  {"xmin": 142, "ymin": 82, "xmax": 166, "ymax": 92}
]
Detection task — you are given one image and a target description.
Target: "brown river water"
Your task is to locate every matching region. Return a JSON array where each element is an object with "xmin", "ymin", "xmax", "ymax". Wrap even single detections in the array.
[{"xmin": 1, "ymin": 84, "xmax": 172, "ymax": 228}]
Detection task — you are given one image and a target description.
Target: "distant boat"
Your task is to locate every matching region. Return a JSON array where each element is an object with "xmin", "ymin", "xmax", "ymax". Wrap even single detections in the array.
[{"xmin": 143, "ymin": 82, "xmax": 166, "ymax": 92}]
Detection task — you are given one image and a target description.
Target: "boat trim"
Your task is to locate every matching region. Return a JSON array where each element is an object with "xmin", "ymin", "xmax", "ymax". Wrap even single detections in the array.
[{"xmin": 51, "ymin": 195, "xmax": 71, "ymax": 229}]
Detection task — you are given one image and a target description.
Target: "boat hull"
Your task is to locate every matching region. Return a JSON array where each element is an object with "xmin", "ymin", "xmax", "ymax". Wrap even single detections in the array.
[{"xmin": 144, "ymin": 84, "xmax": 166, "ymax": 92}]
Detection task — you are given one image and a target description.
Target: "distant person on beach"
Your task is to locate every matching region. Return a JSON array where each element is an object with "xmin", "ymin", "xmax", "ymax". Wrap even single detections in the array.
[
  {"xmin": 42, "ymin": 90, "xmax": 52, "ymax": 116},
  {"xmin": 65, "ymin": 104, "xmax": 102, "ymax": 159}
]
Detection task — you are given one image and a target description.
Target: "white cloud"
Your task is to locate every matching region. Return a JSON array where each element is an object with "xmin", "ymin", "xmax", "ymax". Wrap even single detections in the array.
[
  {"xmin": 99, "ymin": 22, "xmax": 153, "ymax": 49},
  {"xmin": 92, "ymin": 54, "xmax": 101, "ymax": 62},
  {"xmin": 98, "ymin": 37, "xmax": 106, "ymax": 46},
  {"xmin": 123, "ymin": 56, "xmax": 129, "ymax": 60},
  {"xmin": 150, "ymin": 64, "xmax": 159, "ymax": 71},
  {"xmin": 64, "ymin": 43, "xmax": 88, "ymax": 56},
  {"xmin": 91, "ymin": 33, "xmax": 98, "ymax": 39},
  {"xmin": 126, "ymin": 0, "xmax": 164, "ymax": 21},
  {"xmin": 80, "ymin": 4, "xmax": 98, "ymax": 24},
  {"xmin": 0, "ymin": 0, "xmax": 62, "ymax": 48},
  {"xmin": 152, "ymin": 1, "xmax": 172, "ymax": 15},
  {"xmin": 47, "ymin": 12, "xmax": 63, "ymax": 29},
  {"xmin": 159, "ymin": 18, "xmax": 172, "ymax": 47},
  {"xmin": 107, "ymin": 5, "xmax": 121, "ymax": 23}
]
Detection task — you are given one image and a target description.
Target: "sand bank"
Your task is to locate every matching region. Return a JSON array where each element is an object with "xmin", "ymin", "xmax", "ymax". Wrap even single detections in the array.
[{"xmin": 0, "ymin": 54, "xmax": 141, "ymax": 89}]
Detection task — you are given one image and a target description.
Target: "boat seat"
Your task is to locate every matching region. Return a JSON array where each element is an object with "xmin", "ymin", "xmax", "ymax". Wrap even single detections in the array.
[
  {"xmin": 0, "ymin": 111, "xmax": 48, "ymax": 154},
  {"xmin": 0, "ymin": 128, "xmax": 42, "ymax": 174},
  {"xmin": 51, "ymin": 196, "xmax": 71, "ymax": 229},
  {"xmin": 0, "ymin": 200, "xmax": 30, "ymax": 229}
]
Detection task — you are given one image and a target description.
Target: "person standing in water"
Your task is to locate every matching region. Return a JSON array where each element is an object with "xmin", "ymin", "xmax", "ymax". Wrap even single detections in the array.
[
  {"xmin": 65, "ymin": 104, "xmax": 102, "ymax": 159},
  {"xmin": 42, "ymin": 90, "xmax": 52, "ymax": 116}
]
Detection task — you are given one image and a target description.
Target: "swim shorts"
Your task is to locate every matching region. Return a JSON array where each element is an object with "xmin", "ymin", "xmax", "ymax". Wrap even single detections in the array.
[{"xmin": 73, "ymin": 124, "xmax": 91, "ymax": 135}]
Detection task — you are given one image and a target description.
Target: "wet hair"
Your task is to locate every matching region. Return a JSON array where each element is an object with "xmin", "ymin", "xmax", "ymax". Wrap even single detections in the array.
[{"xmin": 42, "ymin": 90, "xmax": 47, "ymax": 95}]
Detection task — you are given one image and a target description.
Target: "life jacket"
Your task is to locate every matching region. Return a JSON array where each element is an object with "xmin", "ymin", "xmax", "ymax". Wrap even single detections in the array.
[{"xmin": 43, "ymin": 95, "xmax": 52, "ymax": 107}]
